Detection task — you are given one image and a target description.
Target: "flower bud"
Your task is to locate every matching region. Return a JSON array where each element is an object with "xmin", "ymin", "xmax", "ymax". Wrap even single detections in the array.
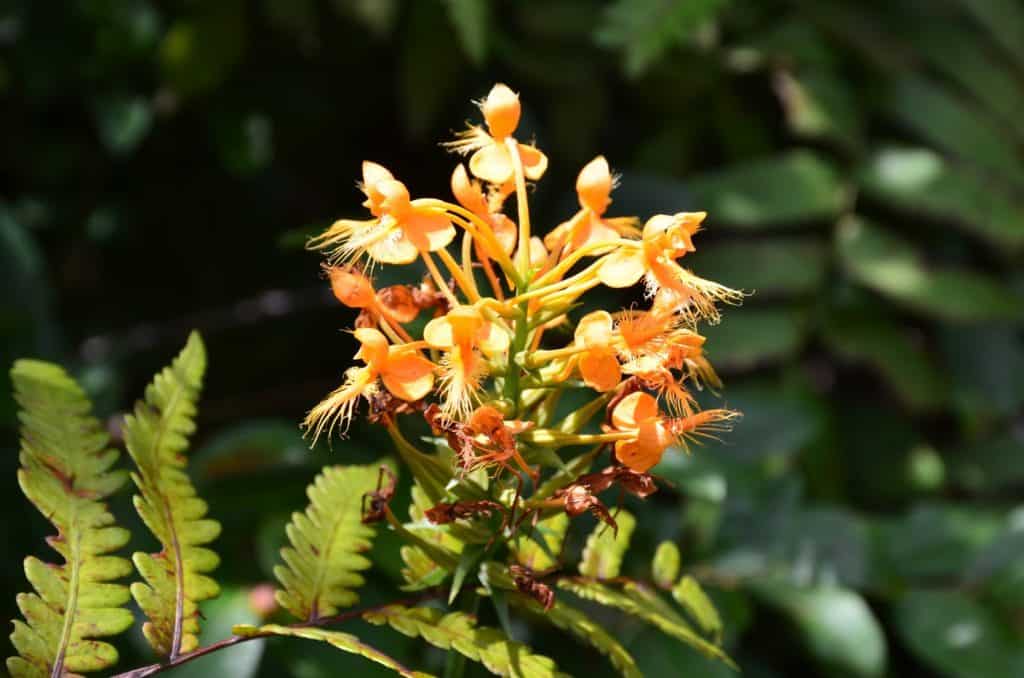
[{"xmin": 482, "ymin": 83, "xmax": 521, "ymax": 140}]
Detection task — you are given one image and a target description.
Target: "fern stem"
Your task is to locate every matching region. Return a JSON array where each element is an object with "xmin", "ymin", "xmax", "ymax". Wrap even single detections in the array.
[{"xmin": 109, "ymin": 589, "xmax": 446, "ymax": 678}]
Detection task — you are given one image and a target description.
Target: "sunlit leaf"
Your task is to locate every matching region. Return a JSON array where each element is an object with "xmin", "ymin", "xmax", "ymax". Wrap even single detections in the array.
[{"xmin": 836, "ymin": 217, "xmax": 1024, "ymax": 322}]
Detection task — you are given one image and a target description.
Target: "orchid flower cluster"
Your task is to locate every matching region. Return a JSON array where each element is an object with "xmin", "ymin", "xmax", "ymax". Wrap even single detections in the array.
[{"xmin": 304, "ymin": 83, "xmax": 741, "ymax": 552}]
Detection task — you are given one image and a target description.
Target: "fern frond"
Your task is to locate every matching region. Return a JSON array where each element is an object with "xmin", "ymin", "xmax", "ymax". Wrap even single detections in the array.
[
  {"xmin": 365, "ymin": 604, "xmax": 569, "ymax": 677},
  {"xmin": 233, "ymin": 624, "xmax": 431, "ymax": 678},
  {"xmin": 122, "ymin": 332, "xmax": 219, "ymax": 658},
  {"xmin": 400, "ymin": 484, "xmax": 464, "ymax": 591},
  {"xmin": 557, "ymin": 579, "xmax": 735, "ymax": 667},
  {"xmin": 651, "ymin": 541, "xmax": 681, "ymax": 588},
  {"xmin": 578, "ymin": 510, "xmax": 636, "ymax": 579},
  {"xmin": 274, "ymin": 462, "xmax": 387, "ymax": 620},
  {"xmin": 7, "ymin": 360, "xmax": 133, "ymax": 677},
  {"xmin": 509, "ymin": 594, "xmax": 642, "ymax": 678},
  {"xmin": 511, "ymin": 513, "xmax": 568, "ymax": 571},
  {"xmin": 672, "ymin": 576, "xmax": 723, "ymax": 642}
]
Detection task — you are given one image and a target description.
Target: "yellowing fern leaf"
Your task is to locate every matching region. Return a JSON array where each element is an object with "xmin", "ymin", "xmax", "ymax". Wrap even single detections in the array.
[
  {"xmin": 7, "ymin": 360, "xmax": 133, "ymax": 677},
  {"xmin": 578, "ymin": 510, "xmax": 635, "ymax": 579},
  {"xmin": 273, "ymin": 463, "xmax": 386, "ymax": 620},
  {"xmin": 558, "ymin": 579, "xmax": 735, "ymax": 667},
  {"xmin": 233, "ymin": 624, "xmax": 431, "ymax": 677},
  {"xmin": 365, "ymin": 605, "xmax": 568, "ymax": 677},
  {"xmin": 123, "ymin": 332, "xmax": 220, "ymax": 658}
]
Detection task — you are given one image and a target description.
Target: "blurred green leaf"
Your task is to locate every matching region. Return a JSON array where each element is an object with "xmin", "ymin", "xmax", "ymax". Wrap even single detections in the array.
[
  {"xmin": 774, "ymin": 68, "xmax": 862, "ymax": 148},
  {"xmin": 688, "ymin": 151, "xmax": 849, "ymax": 228},
  {"xmin": 688, "ymin": 237, "xmax": 828, "ymax": 296},
  {"xmin": 444, "ymin": 0, "xmax": 489, "ymax": 65},
  {"xmin": 941, "ymin": 327, "xmax": 1024, "ymax": 423},
  {"xmin": 215, "ymin": 112, "xmax": 274, "ymax": 175},
  {"xmin": 595, "ymin": 0, "xmax": 729, "ymax": 77},
  {"xmin": 400, "ymin": 1, "xmax": 462, "ymax": 138},
  {"xmin": 873, "ymin": 504, "xmax": 1005, "ymax": 586},
  {"xmin": 859, "ymin": 148, "xmax": 1024, "ymax": 253},
  {"xmin": 160, "ymin": 2, "xmax": 246, "ymax": 97},
  {"xmin": 948, "ymin": 433, "xmax": 1024, "ymax": 495},
  {"xmin": 836, "ymin": 217, "xmax": 1024, "ymax": 323},
  {"xmin": 652, "ymin": 541, "xmax": 681, "ymax": 588},
  {"xmin": 882, "ymin": 77, "xmax": 1024, "ymax": 186},
  {"xmin": 894, "ymin": 590, "xmax": 1024, "ymax": 678},
  {"xmin": 192, "ymin": 419, "xmax": 313, "ymax": 481},
  {"xmin": 702, "ymin": 306, "xmax": 807, "ymax": 370},
  {"xmin": 331, "ymin": 0, "xmax": 399, "ymax": 37},
  {"xmin": 821, "ymin": 309, "xmax": 948, "ymax": 411},
  {"xmin": 94, "ymin": 95, "xmax": 152, "ymax": 156},
  {"xmin": 952, "ymin": 0, "xmax": 1024, "ymax": 67},
  {"xmin": 752, "ymin": 583, "xmax": 886, "ymax": 678},
  {"xmin": 169, "ymin": 588, "xmax": 264, "ymax": 678}
]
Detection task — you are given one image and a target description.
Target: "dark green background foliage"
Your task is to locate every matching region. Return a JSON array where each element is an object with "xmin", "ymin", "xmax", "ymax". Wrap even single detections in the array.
[{"xmin": 2, "ymin": 0, "xmax": 1022, "ymax": 676}]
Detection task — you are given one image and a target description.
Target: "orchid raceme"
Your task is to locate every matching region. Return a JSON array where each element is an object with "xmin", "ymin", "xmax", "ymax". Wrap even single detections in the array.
[{"xmin": 299, "ymin": 83, "xmax": 743, "ymax": 665}]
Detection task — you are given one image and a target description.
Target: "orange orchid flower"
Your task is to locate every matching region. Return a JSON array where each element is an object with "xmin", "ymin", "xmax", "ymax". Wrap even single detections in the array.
[
  {"xmin": 544, "ymin": 156, "xmax": 639, "ymax": 255},
  {"xmin": 326, "ymin": 265, "xmax": 420, "ymax": 326},
  {"xmin": 451, "ymin": 164, "xmax": 517, "ymax": 259},
  {"xmin": 446, "ymin": 84, "xmax": 548, "ymax": 185},
  {"xmin": 597, "ymin": 212, "xmax": 742, "ymax": 321},
  {"xmin": 310, "ymin": 161, "xmax": 456, "ymax": 266},
  {"xmin": 609, "ymin": 392, "xmax": 677, "ymax": 471},
  {"xmin": 304, "ymin": 328, "xmax": 434, "ymax": 443},
  {"xmin": 572, "ymin": 311, "xmax": 621, "ymax": 391},
  {"xmin": 424, "ymin": 305, "xmax": 510, "ymax": 417}
]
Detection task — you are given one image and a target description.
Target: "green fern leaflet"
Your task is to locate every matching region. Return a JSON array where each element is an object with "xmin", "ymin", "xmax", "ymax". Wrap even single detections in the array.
[
  {"xmin": 7, "ymin": 360, "xmax": 133, "ymax": 677},
  {"xmin": 123, "ymin": 331, "xmax": 220, "ymax": 658}
]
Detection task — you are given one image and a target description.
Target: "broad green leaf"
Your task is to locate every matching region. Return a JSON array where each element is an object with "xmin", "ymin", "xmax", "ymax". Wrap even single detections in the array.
[
  {"xmin": 7, "ymin": 361, "xmax": 133, "ymax": 677},
  {"xmin": 579, "ymin": 510, "xmax": 635, "ymax": 579},
  {"xmin": 595, "ymin": 0, "xmax": 729, "ymax": 77},
  {"xmin": 952, "ymin": 0, "xmax": 1024, "ymax": 67},
  {"xmin": 821, "ymin": 309, "xmax": 948, "ymax": 411},
  {"xmin": 774, "ymin": 68, "xmax": 862, "ymax": 148},
  {"xmin": 687, "ymin": 151, "xmax": 849, "ymax": 228},
  {"xmin": 234, "ymin": 624, "xmax": 428, "ymax": 678},
  {"xmin": 894, "ymin": 590, "xmax": 1024, "ymax": 678},
  {"xmin": 858, "ymin": 148, "xmax": 1024, "ymax": 252},
  {"xmin": 192, "ymin": 419, "xmax": 314, "ymax": 480},
  {"xmin": 752, "ymin": 583, "xmax": 886, "ymax": 678},
  {"xmin": 124, "ymin": 332, "xmax": 221, "ymax": 657},
  {"xmin": 652, "ymin": 541, "xmax": 681, "ymax": 588},
  {"xmin": 94, "ymin": 95, "xmax": 152, "ymax": 156},
  {"xmin": 444, "ymin": 0, "xmax": 490, "ymax": 64},
  {"xmin": 882, "ymin": 77, "xmax": 1024, "ymax": 185},
  {"xmin": 672, "ymin": 577, "xmax": 722, "ymax": 641},
  {"xmin": 274, "ymin": 463, "xmax": 386, "ymax": 620},
  {"xmin": 836, "ymin": 218, "xmax": 1024, "ymax": 323},
  {"xmin": 558, "ymin": 580, "xmax": 733, "ymax": 665},
  {"xmin": 941, "ymin": 327, "xmax": 1024, "ymax": 423},
  {"xmin": 365, "ymin": 604, "xmax": 567, "ymax": 677},
  {"xmin": 701, "ymin": 306, "xmax": 807, "ymax": 370},
  {"xmin": 688, "ymin": 237, "xmax": 828, "ymax": 296},
  {"xmin": 950, "ymin": 434, "xmax": 1024, "ymax": 495},
  {"xmin": 512, "ymin": 513, "xmax": 569, "ymax": 571}
]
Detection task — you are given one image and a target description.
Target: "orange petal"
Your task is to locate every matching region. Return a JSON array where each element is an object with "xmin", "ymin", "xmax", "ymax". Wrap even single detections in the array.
[
  {"xmin": 575, "ymin": 310, "xmax": 614, "ymax": 348},
  {"xmin": 327, "ymin": 266, "xmax": 375, "ymax": 309},
  {"xmin": 361, "ymin": 162, "xmax": 395, "ymax": 216},
  {"xmin": 579, "ymin": 349, "xmax": 621, "ymax": 392},
  {"xmin": 376, "ymin": 285, "xmax": 420, "ymax": 323},
  {"xmin": 368, "ymin": 229, "xmax": 419, "ymax": 264},
  {"xmin": 614, "ymin": 439, "xmax": 663, "ymax": 472},
  {"xmin": 451, "ymin": 164, "xmax": 489, "ymax": 216},
  {"xmin": 404, "ymin": 209, "xmax": 457, "ymax": 252},
  {"xmin": 423, "ymin": 315, "xmax": 455, "ymax": 349},
  {"xmin": 353, "ymin": 328, "xmax": 389, "ymax": 367},
  {"xmin": 597, "ymin": 249, "xmax": 646, "ymax": 288},
  {"xmin": 382, "ymin": 350, "xmax": 435, "ymax": 401},
  {"xmin": 477, "ymin": 321, "xmax": 510, "ymax": 356},
  {"xmin": 518, "ymin": 144, "xmax": 548, "ymax": 181},
  {"xmin": 577, "ymin": 156, "xmax": 612, "ymax": 215},
  {"xmin": 482, "ymin": 83, "xmax": 521, "ymax": 139},
  {"xmin": 469, "ymin": 144, "xmax": 514, "ymax": 184},
  {"xmin": 491, "ymin": 213, "xmax": 518, "ymax": 255},
  {"xmin": 611, "ymin": 391, "xmax": 660, "ymax": 430}
]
